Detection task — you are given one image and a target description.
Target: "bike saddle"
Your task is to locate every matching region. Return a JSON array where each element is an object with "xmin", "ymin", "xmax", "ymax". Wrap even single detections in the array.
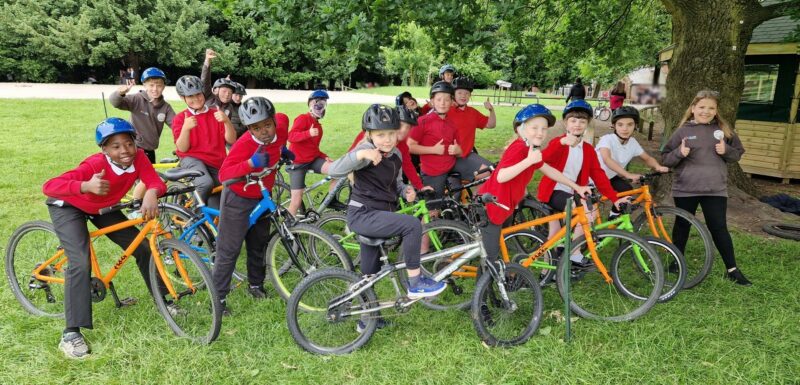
[
  {"xmin": 163, "ymin": 168, "xmax": 204, "ymax": 182},
  {"xmin": 356, "ymin": 235, "xmax": 390, "ymax": 247}
]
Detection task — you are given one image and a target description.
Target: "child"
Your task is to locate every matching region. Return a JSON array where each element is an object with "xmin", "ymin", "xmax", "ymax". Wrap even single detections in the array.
[
  {"xmin": 328, "ymin": 104, "xmax": 445, "ymax": 305},
  {"xmin": 231, "ymin": 81, "xmax": 246, "ymax": 106},
  {"xmin": 596, "ymin": 106, "xmax": 669, "ymax": 198},
  {"xmin": 201, "ymin": 49, "xmax": 246, "ymax": 137},
  {"xmin": 109, "ymin": 67, "xmax": 175, "ymax": 164},
  {"xmin": 349, "ymin": 106, "xmax": 425, "ymax": 190},
  {"xmin": 477, "ymin": 105, "xmax": 591, "ymax": 271},
  {"xmin": 396, "ymin": 91, "xmax": 420, "ymax": 113},
  {"xmin": 171, "ymin": 75, "xmax": 237, "ymax": 208},
  {"xmin": 449, "ymin": 77, "xmax": 496, "ymax": 182},
  {"xmin": 286, "ymin": 89, "xmax": 343, "ymax": 215},
  {"xmin": 42, "ymin": 118, "xmax": 167, "ymax": 358},
  {"xmin": 661, "ymin": 90, "xmax": 749, "ymax": 286},
  {"xmin": 213, "ymin": 97, "xmax": 292, "ymax": 313},
  {"xmin": 538, "ymin": 100, "xmax": 628, "ymax": 265},
  {"xmin": 420, "ymin": 64, "xmax": 457, "ymax": 115},
  {"xmin": 609, "ymin": 81, "xmax": 627, "ymax": 111}
]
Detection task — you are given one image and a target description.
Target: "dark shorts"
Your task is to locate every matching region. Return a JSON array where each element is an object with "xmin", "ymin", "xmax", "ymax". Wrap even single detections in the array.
[
  {"xmin": 143, "ymin": 149, "xmax": 156, "ymax": 164},
  {"xmin": 421, "ymin": 172, "xmax": 450, "ymax": 209},
  {"xmin": 547, "ymin": 190, "xmax": 574, "ymax": 213},
  {"xmin": 452, "ymin": 152, "xmax": 492, "ymax": 182},
  {"xmin": 609, "ymin": 176, "xmax": 633, "ymax": 194},
  {"xmin": 286, "ymin": 157, "xmax": 327, "ymax": 189}
]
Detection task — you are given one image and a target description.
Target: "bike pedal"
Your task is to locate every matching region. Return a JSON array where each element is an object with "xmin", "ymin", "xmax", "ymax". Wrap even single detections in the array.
[{"xmin": 118, "ymin": 297, "xmax": 138, "ymax": 307}]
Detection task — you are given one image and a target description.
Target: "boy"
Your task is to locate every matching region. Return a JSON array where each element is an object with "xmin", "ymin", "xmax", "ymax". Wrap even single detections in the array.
[
  {"xmin": 43, "ymin": 118, "xmax": 167, "ymax": 358},
  {"xmin": 171, "ymin": 75, "xmax": 237, "ymax": 208},
  {"xmin": 213, "ymin": 97, "xmax": 291, "ymax": 313},
  {"xmin": 449, "ymin": 77, "xmax": 496, "ymax": 182},
  {"xmin": 420, "ymin": 64, "xmax": 457, "ymax": 115},
  {"xmin": 201, "ymin": 49, "xmax": 246, "ymax": 137}
]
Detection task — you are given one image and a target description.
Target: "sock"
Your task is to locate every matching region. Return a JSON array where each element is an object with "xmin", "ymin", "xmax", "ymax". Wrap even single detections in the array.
[
  {"xmin": 408, "ymin": 275, "xmax": 421, "ymax": 287},
  {"xmin": 569, "ymin": 253, "xmax": 585, "ymax": 263},
  {"xmin": 63, "ymin": 327, "xmax": 79, "ymax": 335}
]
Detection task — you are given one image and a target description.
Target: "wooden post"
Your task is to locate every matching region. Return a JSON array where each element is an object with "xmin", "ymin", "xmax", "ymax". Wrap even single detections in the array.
[{"xmin": 648, "ymin": 121, "xmax": 655, "ymax": 141}]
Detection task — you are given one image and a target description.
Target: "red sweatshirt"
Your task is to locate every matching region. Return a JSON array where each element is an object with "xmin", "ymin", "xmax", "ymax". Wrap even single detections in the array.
[
  {"xmin": 288, "ymin": 112, "xmax": 328, "ymax": 164},
  {"xmin": 478, "ymin": 138, "xmax": 543, "ymax": 225},
  {"xmin": 172, "ymin": 107, "xmax": 229, "ymax": 169},
  {"xmin": 538, "ymin": 134, "xmax": 618, "ymax": 203},
  {"xmin": 348, "ymin": 131, "xmax": 424, "ymax": 190},
  {"xmin": 42, "ymin": 149, "xmax": 166, "ymax": 215},
  {"xmin": 219, "ymin": 113, "xmax": 290, "ymax": 199}
]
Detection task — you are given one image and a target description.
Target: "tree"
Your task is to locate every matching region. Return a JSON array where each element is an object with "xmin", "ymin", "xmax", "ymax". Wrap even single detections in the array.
[
  {"xmin": 379, "ymin": 22, "xmax": 439, "ymax": 86},
  {"xmin": 659, "ymin": 0, "xmax": 799, "ymax": 195}
]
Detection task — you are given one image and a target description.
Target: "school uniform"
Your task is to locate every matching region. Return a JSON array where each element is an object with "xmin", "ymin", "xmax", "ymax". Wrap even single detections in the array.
[
  {"xmin": 286, "ymin": 112, "xmax": 329, "ymax": 189},
  {"xmin": 171, "ymin": 106, "xmax": 228, "ymax": 206},
  {"xmin": 109, "ymin": 90, "xmax": 176, "ymax": 162},
  {"xmin": 42, "ymin": 149, "xmax": 166, "ymax": 329},
  {"xmin": 595, "ymin": 133, "xmax": 646, "ymax": 193},
  {"xmin": 448, "ymin": 106, "xmax": 491, "ymax": 181},
  {"xmin": 201, "ymin": 63, "xmax": 246, "ymax": 137},
  {"xmin": 408, "ymin": 112, "xmax": 458, "ymax": 201}
]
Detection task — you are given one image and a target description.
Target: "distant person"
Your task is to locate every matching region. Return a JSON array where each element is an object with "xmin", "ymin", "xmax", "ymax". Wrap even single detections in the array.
[
  {"xmin": 565, "ymin": 77, "xmax": 586, "ymax": 103},
  {"xmin": 610, "ymin": 81, "xmax": 627, "ymax": 111}
]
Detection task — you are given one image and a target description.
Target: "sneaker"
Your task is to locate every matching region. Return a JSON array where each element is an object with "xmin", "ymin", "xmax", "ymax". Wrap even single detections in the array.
[
  {"xmin": 570, "ymin": 256, "xmax": 594, "ymax": 269},
  {"xmin": 59, "ymin": 332, "xmax": 91, "ymax": 359},
  {"xmin": 220, "ymin": 299, "xmax": 232, "ymax": 317},
  {"xmin": 356, "ymin": 317, "xmax": 391, "ymax": 333},
  {"xmin": 248, "ymin": 285, "xmax": 267, "ymax": 299},
  {"xmin": 166, "ymin": 302, "xmax": 186, "ymax": 317},
  {"xmin": 479, "ymin": 303, "xmax": 495, "ymax": 327},
  {"xmin": 726, "ymin": 268, "xmax": 752, "ymax": 286},
  {"xmin": 328, "ymin": 200, "xmax": 348, "ymax": 212},
  {"xmin": 407, "ymin": 275, "xmax": 446, "ymax": 298}
]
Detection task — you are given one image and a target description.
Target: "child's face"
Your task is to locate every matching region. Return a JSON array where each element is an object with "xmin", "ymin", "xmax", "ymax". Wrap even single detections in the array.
[
  {"xmin": 182, "ymin": 93, "xmax": 205, "ymax": 110},
  {"xmin": 565, "ymin": 117, "xmax": 588, "ymax": 137},
  {"xmin": 248, "ymin": 118, "xmax": 276, "ymax": 144},
  {"xmin": 398, "ymin": 122, "xmax": 411, "ymax": 141},
  {"xmin": 613, "ymin": 118, "xmax": 636, "ymax": 138},
  {"xmin": 404, "ymin": 97, "xmax": 418, "ymax": 110},
  {"xmin": 431, "ymin": 93, "xmax": 452, "ymax": 115},
  {"xmin": 102, "ymin": 133, "xmax": 137, "ymax": 168},
  {"xmin": 217, "ymin": 87, "xmax": 233, "ymax": 104},
  {"xmin": 518, "ymin": 116, "xmax": 549, "ymax": 147},
  {"xmin": 442, "ymin": 71, "xmax": 454, "ymax": 83},
  {"xmin": 367, "ymin": 129, "xmax": 398, "ymax": 153},
  {"xmin": 232, "ymin": 93, "xmax": 243, "ymax": 104},
  {"xmin": 454, "ymin": 89, "xmax": 471, "ymax": 106},
  {"xmin": 143, "ymin": 78, "xmax": 165, "ymax": 100},
  {"xmin": 691, "ymin": 98, "xmax": 717, "ymax": 124}
]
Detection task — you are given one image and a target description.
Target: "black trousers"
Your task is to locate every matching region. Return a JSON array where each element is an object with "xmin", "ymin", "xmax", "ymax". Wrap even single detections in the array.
[
  {"xmin": 48, "ymin": 203, "xmax": 161, "ymax": 329},
  {"xmin": 211, "ymin": 189, "xmax": 270, "ymax": 299},
  {"xmin": 347, "ymin": 203, "xmax": 421, "ymax": 275},
  {"xmin": 672, "ymin": 196, "xmax": 738, "ymax": 270}
]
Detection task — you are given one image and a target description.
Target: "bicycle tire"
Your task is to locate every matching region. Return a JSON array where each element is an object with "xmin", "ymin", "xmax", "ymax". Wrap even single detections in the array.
[
  {"xmin": 762, "ymin": 223, "xmax": 800, "ymax": 241},
  {"xmin": 315, "ymin": 212, "xmax": 360, "ymax": 261},
  {"xmin": 266, "ymin": 223, "xmax": 354, "ymax": 301},
  {"xmin": 286, "ymin": 268, "xmax": 378, "ymax": 355},
  {"xmin": 502, "ymin": 230, "xmax": 557, "ymax": 286},
  {"xmin": 611, "ymin": 235, "xmax": 686, "ymax": 303},
  {"xmin": 598, "ymin": 108, "xmax": 611, "ymax": 121},
  {"xmin": 5, "ymin": 220, "xmax": 66, "ymax": 318},
  {"xmin": 512, "ymin": 197, "xmax": 552, "ymax": 235},
  {"xmin": 150, "ymin": 239, "xmax": 222, "ymax": 344},
  {"xmin": 556, "ymin": 229, "xmax": 663, "ymax": 322},
  {"xmin": 632, "ymin": 205, "xmax": 714, "ymax": 288},
  {"xmin": 471, "ymin": 263, "xmax": 543, "ymax": 347}
]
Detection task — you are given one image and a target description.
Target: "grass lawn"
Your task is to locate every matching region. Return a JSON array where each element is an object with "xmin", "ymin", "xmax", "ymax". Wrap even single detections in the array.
[{"xmin": 0, "ymin": 100, "xmax": 798, "ymax": 384}]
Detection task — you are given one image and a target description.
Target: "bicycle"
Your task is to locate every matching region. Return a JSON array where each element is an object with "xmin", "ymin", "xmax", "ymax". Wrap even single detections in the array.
[
  {"xmin": 272, "ymin": 174, "xmax": 350, "ymax": 223},
  {"xmin": 286, "ymin": 194, "xmax": 543, "ymax": 355},
  {"xmin": 5, "ymin": 192, "xmax": 223, "ymax": 344},
  {"xmin": 158, "ymin": 160, "xmax": 354, "ymax": 302},
  {"xmin": 593, "ymin": 99, "xmax": 612, "ymax": 121}
]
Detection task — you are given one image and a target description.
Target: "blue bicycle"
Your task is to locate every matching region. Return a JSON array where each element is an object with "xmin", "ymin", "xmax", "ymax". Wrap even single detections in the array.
[{"xmin": 159, "ymin": 159, "xmax": 353, "ymax": 301}]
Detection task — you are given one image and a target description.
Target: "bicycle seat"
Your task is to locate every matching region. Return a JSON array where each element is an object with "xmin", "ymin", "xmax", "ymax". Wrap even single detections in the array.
[
  {"xmin": 356, "ymin": 235, "xmax": 390, "ymax": 247},
  {"xmin": 163, "ymin": 168, "xmax": 204, "ymax": 182}
]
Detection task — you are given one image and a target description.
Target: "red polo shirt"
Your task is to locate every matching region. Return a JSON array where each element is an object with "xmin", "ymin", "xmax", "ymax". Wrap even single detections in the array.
[
  {"xmin": 408, "ymin": 112, "xmax": 457, "ymax": 177},
  {"xmin": 448, "ymin": 106, "xmax": 489, "ymax": 157},
  {"xmin": 478, "ymin": 139, "xmax": 543, "ymax": 225}
]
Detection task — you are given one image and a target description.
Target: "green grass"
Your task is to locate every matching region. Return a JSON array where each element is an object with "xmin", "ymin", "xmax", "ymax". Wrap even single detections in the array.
[{"xmin": 1, "ymin": 100, "xmax": 799, "ymax": 384}]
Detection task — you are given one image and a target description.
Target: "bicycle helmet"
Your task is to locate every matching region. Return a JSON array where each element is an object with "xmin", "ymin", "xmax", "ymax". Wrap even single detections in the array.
[
  {"xmin": 563, "ymin": 99, "xmax": 594, "ymax": 119},
  {"xmin": 140, "ymin": 67, "xmax": 168, "ymax": 84},
  {"xmin": 308, "ymin": 89, "xmax": 330, "ymax": 102},
  {"xmin": 213, "ymin": 78, "xmax": 236, "ymax": 91},
  {"xmin": 611, "ymin": 105, "xmax": 640, "ymax": 125},
  {"xmin": 239, "ymin": 97, "xmax": 276, "ymax": 126},
  {"xmin": 232, "ymin": 81, "xmax": 247, "ymax": 96},
  {"xmin": 396, "ymin": 91, "xmax": 413, "ymax": 107},
  {"xmin": 438, "ymin": 64, "xmax": 456, "ymax": 78},
  {"xmin": 362, "ymin": 104, "xmax": 400, "ymax": 131},
  {"xmin": 429, "ymin": 81, "xmax": 455, "ymax": 98},
  {"xmin": 397, "ymin": 106, "xmax": 418, "ymax": 126},
  {"xmin": 95, "ymin": 117, "xmax": 136, "ymax": 146},
  {"xmin": 452, "ymin": 77, "xmax": 474, "ymax": 92},
  {"xmin": 513, "ymin": 104, "xmax": 556, "ymax": 130},
  {"xmin": 175, "ymin": 75, "xmax": 204, "ymax": 97}
]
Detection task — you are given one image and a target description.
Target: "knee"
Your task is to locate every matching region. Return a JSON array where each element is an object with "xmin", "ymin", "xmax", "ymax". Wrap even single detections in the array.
[{"xmin": 401, "ymin": 216, "xmax": 422, "ymax": 236}]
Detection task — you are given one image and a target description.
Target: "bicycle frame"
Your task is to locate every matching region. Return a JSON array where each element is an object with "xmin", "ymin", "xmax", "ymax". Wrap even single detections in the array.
[
  {"xmin": 599, "ymin": 181, "xmax": 673, "ymax": 243},
  {"xmin": 300, "ymin": 176, "xmax": 349, "ymax": 216}
]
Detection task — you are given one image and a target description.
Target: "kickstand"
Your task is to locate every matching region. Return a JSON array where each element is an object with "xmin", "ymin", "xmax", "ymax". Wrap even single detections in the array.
[{"xmin": 109, "ymin": 281, "xmax": 138, "ymax": 308}]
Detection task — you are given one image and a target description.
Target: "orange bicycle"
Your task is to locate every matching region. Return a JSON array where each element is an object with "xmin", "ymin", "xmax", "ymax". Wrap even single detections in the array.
[{"xmin": 5, "ymin": 193, "xmax": 223, "ymax": 344}]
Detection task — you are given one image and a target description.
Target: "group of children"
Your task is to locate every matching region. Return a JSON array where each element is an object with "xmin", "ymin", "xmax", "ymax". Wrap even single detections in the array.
[{"xmin": 41, "ymin": 59, "xmax": 751, "ymax": 358}]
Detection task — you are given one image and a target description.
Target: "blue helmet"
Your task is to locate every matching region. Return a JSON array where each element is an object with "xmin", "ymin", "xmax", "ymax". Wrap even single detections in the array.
[
  {"xmin": 140, "ymin": 67, "xmax": 167, "ymax": 84},
  {"xmin": 514, "ymin": 104, "xmax": 555, "ymax": 130},
  {"xmin": 439, "ymin": 64, "xmax": 456, "ymax": 78},
  {"xmin": 96, "ymin": 118, "xmax": 136, "ymax": 146},
  {"xmin": 563, "ymin": 100, "xmax": 593, "ymax": 119},
  {"xmin": 308, "ymin": 89, "xmax": 329, "ymax": 102}
]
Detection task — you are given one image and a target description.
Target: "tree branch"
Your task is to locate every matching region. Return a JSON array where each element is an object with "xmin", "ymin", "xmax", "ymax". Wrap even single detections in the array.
[
  {"xmin": 753, "ymin": 0, "xmax": 800, "ymax": 24},
  {"xmin": 590, "ymin": 0, "xmax": 635, "ymax": 49}
]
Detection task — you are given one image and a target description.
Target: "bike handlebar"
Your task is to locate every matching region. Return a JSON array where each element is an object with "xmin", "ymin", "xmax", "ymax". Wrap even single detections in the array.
[{"xmin": 98, "ymin": 186, "xmax": 194, "ymax": 215}]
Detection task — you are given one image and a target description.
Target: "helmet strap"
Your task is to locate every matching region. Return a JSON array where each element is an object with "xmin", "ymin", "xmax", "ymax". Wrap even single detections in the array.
[{"xmin": 614, "ymin": 129, "xmax": 630, "ymax": 145}]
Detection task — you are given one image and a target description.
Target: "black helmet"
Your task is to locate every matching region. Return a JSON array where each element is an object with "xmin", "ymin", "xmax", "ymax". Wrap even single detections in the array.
[
  {"xmin": 362, "ymin": 104, "xmax": 399, "ymax": 131},
  {"xmin": 232, "ymin": 81, "xmax": 246, "ymax": 96},
  {"xmin": 429, "ymin": 81, "xmax": 455, "ymax": 98},
  {"xmin": 397, "ymin": 106, "xmax": 418, "ymax": 126},
  {"xmin": 452, "ymin": 77, "xmax": 474, "ymax": 92},
  {"xmin": 213, "ymin": 78, "xmax": 236, "ymax": 91},
  {"xmin": 176, "ymin": 75, "xmax": 203, "ymax": 97},
  {"xmin": 611, "ymin": 105, "xmax": 640, "ymax": 125},
  {"xmin": 238, "ymin": 97, "xmax": 276, "ymax": 126}
]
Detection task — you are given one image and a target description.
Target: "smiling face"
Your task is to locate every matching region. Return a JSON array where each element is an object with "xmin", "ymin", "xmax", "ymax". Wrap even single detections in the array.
[
  {"xmin": 442, "ymin": 71, "xmax": 454, "ymax": 83},
  {"xmin": 518, "ymin": 116, "xmax": 549, "ymax": 147},
  {"xmin": 454, "ymin": 89, "xmax": 471, "ymax": 107},
  {"xmin": 691, "ymin": 97, "xmax": 718, "ymax": 124},
  {"xmin": 403, "ymin": 97, "xmax": 418, "ymax": 111},
  {"xmin": 102, "ymin": 133, "xmax": 137, "ymax": 168},
  {"xmin": 143, "ymin": 78, "xmax": 165, "ymax": 100},
  {"xmin": 564, "ymin": 116, "xmax": 588, "ymax": 137},
  {"xmin": 217, "ymin": 86, "xmax": 233, "ymax": 104},
  {"xmin": 367, "ymin": 129, "xmax": 398, "ymax": 153},
  {"xmin": 431, "ymin": 92, "xmax": 453, "ymax": 115},
  {"xmin": 613, "ymin": 117, "xmax": 636, "ymax": 139},
  {"xmin": 248, "ymin": 118, "xmax": 276, "ymax": 144},
  {"xmin": 182, "ymin": 93, "xmax": 205, "ymax": 110}
]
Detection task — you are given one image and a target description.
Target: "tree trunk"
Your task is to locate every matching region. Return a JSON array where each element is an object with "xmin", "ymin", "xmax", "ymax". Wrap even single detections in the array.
[{"xmin": 657, "ymin": 0, "xmax": 794, "ymax": 197}]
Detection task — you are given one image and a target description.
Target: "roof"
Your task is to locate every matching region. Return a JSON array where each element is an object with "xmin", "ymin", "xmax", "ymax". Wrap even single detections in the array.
[{"xmin": 751, "ymin": 16, "xmax": 799, "ymax": 44}]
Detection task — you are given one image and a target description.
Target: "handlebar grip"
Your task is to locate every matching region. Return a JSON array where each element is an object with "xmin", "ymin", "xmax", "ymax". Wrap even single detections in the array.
[
  {"xmin": 476, "ymin": 193, "xmax": 497, "ymax": 204},
  {"xmin": 98, "ymin": 201, "xmax": 138, "ymax": 215}
]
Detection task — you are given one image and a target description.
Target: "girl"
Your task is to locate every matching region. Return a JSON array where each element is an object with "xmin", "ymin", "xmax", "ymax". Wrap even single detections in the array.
[
  {"xmin": 609, "ymin": 81, "xmax": 627, "ymax": 111},
  {"xmin": 661, "ymin": 90, "xmax": 750, "ymax": 286}
]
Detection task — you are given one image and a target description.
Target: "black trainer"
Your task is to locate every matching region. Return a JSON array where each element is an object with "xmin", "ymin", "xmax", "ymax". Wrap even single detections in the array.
[
  {"xmin": 726, "ymin": 268, "xmax": 752, "ymax": 286},
  {"xmin": 328, "ymin": 199, "xmax": 348, "ymax": 212},
  {"xmin": 248, "ymin": 285, "xmax": 267, "ymax": 299},
  {"xmin": 220, "ymin": 299, "xmax": 232, "ymax": 316}
]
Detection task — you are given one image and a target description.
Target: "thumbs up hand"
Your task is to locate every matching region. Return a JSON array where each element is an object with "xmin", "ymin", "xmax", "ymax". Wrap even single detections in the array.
[
  {"xmin": 432, "ymin": 139, "xmax": 445, "ymax": 155},
  {"xmin": 182, "ymin": 112, "xmax": 197, "ymax": 131},
  {"xmin": 448, "ymin": 139, "xmax": 462, "ymax": 156},
  {"xmin": 679, "ymin": 137, "xmax": 690, "ymax": 157},
  {"xmin": 715, "ymin": 136, "xmax": 726, "ymax": 155},
  {"xmin": 82, "ymin": 169, "xmax": 110, "ymax": 195}
]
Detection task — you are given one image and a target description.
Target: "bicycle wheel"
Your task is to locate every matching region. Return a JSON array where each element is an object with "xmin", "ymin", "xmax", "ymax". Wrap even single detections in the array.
[
  {"xmin": 556, "ymin": 229, "xmax": 663, "ymax": 322},
  {"xmin": 633, "ymin": 206, "xmax": 713, "ymax": 288},
  {"xmin": 315, "ymin": 213, "xmax": 360, "ymax": 261},
  {"xmin": 5, "ymin": 221, "xmax": 66, "ymax": 318},
  {"xmin": 471, "ymin": 263, "xmax": 543, "ymax": 347},
  {"xmin": 511, "ymin": 198, "xmax": 551, "ymax": 234},
  {"xmin": 267, "ymin": 223, "xmax": 354, "ymax": 301},
  {"xmin": 611, "ymin": 236, "xmax": 686, "ymax": 303},
  {"xmin": 598, "ymin": 107, "xmax": 611, "ymax": 121},
  {"xmin": 287, "ymin": 268, "xmax": 378, "ymax": 355},
  {"xmin": 150, "ymin": 239, "xmax": 222, "ymax": 344},
  {"xmin": 399, "ymin": 220, "xmax": 479, "ymax": 311},
  {"xmin": 502, "ymin": 230, "xmax": 557, "ymax": 286}
]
